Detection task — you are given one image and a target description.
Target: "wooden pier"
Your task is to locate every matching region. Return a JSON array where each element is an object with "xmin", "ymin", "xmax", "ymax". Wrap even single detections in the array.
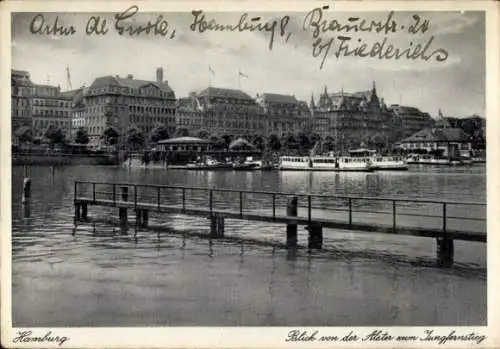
[{"xmin": 73, "ymin": 181, "xmax": 486, "ymax": 268}]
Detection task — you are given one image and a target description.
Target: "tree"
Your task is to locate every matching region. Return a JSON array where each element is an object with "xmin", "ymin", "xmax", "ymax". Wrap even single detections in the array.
[
  {"xmin": 174, "ymin": 127, "xmax": 190, "ymax": 138},
  {"xmin": 15, "ymin": 127, "xmax": 32, "ymax": 145},
  {"xmin": 44, "ymin": 125, "xmax": 66, "ymax": 145},
  {"xmin": 126, "ymin": 127, "xmax": 145, "ymax": 150},
  {"xmin": 324, "ymin": 136, "xmax": 335, "ymax": 152},
  {"xmin": 282, "ymin": 133, "xmax": 298, "ymax": 151},
  {"xmin": 221, "ymin": 134, "xmax": 233, "ymax": 150},
  {"xmin": 102, "ymin": 126, "xmax": 119, "ymax": 146},
  {"xmin": 150, "ymin": 125, "xmax": 170, "ymax": 143},
  {"xmin": 74, "ymin": 127, "xmax": 90, "ymax": 144},
  {"xmin": 209, "ymin": 135, "xmax": 223, "ymax": 150},
  {"xmin": 251, "ymin": 134, "xmax": 266, "ymax": 151},
  {"xmin": 268, "ymin": 134, "xmax": 281, "ymax": 152},
  {"xmin": 196, "ymin": 129, "xmax": 210, "ymax": 139},
  {"xmin": 310, "ymin": 133, "xmax": 322, "ymax": 148},
  {"xmin": 297, "ymin": 132, "xmax": 310, "ymax": 151}
]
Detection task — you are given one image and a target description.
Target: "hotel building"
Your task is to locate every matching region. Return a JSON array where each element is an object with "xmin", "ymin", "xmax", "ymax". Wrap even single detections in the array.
[{"xmin": 82, "ymin": 67, "xmax": 176, "ymax": 145}]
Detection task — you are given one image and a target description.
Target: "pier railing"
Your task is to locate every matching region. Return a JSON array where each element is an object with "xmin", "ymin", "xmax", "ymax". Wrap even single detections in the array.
[{"xmin": 74, "ymin": 181, "xmax": 486, "ymax": 241}]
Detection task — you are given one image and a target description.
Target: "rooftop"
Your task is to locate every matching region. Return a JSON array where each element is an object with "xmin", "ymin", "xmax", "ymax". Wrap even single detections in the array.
[
  {"xmin": 197, "ymin": 87, "xmax": 253, "ymax": 100},
  {"xmin": 89, "ymin": 75, "xmax": 174, "ymax": 94},
  {"xmin": 400, "ymin": 127, "xmax": 471, "ymax": 143},
  {"xmin": 260, "ymin": 93, "xmax": 298, "ymax": 104},
  {"xmin": 157, "ymin": 136, "xmax": 214, "ymax": 144}
]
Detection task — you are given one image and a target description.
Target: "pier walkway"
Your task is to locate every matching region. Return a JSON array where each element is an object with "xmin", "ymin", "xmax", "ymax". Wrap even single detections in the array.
[{"xmin": 73, "ymin": 181, "xmax": 486, "ymax": 267}]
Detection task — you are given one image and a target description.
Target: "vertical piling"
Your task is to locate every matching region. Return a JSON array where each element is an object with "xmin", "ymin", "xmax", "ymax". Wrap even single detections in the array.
[
  {"xmin": 436, "ymin": 237, "xmax": 454, "ymax": 268},
  {"xmin": 81, "ymin": 203, "xmax": 88, "ymax": 220},
  {"xmin": 286, "ymin": 196, "xmax": 298, "ymax": 249},
  {"xmin": 308, "ymin": 223, "xmax": 323, "ymax": 249},
  {"xmin": 22, "ymin": 176, "xmax": 31, "ymax": 204},
  {"xmin": 135, "ymin": 209, "xmax": 142, "ymax": 226},
  {"xmin": 210, "ymin": 214, "xmax": 218, "ymax": 238},
  {"xmin": 74, "ymin": 203, "xmax": 81, "ymax": 221},
  {"xmin": 119, "ymin": 186, "xmax": 128, "ymax": 233},
  {"xmin": 217, "ymin": 215, "xmax": 225, "ymax": 237},
  {"xmin": 141, "ymin": 210, "xmax": 149, "ymax": 228}
]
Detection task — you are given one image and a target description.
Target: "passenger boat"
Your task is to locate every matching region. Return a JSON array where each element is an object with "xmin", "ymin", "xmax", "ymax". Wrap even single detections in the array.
[
  {"xmin": 279, "ymin": 155, "xmax": 374, "ymax": 172},
  {"xmin": 370, "ymin": 156, "xmax": 409, "ymax": 171},
  {"xmin": 406, "ymin": 155, "xmax": 473, "ymax": 166},
  {"xmin": 348, "ymin": 149, "xmax": 408, "ymax": 171},
  {"xmin": 169, "ymin": 158, "xmax": 232, "ymax": 170}
]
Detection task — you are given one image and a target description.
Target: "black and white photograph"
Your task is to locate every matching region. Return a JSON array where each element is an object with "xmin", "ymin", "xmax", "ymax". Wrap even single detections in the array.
[{"xmin": 1, "ymin": 0, "xmax": 499, "ymax": 348}]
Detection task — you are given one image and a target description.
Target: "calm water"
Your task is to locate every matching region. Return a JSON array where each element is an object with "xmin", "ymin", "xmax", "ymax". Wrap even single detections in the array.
[{"xmin": 11, "ymin": 165, "xmax": 487, "ymax": 326}]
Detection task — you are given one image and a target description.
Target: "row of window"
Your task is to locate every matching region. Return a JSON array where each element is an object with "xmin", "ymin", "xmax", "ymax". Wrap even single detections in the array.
[
  {"xmin": 88, "ymin": 86, "xmax": 174, "ymax": 99},
  {"xmin": 400, "ymin": 142, "xmax": 470, "ymax": 149},
  {"xmin": 33, "ymin": 120, "xmax": 70, "ymax": 129},
  {"xmin": 33, "ymin": 99, "xmax": 71, "ymax": 108},
  {"xmin": 33, "ymin": 109, "xmax": 70, "ymax": 117}
]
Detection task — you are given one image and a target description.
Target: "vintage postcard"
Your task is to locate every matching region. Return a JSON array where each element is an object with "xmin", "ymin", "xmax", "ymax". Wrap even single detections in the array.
[{"xmin": 1, "ymin": 0, "xmax": 499, "ymax": 348}]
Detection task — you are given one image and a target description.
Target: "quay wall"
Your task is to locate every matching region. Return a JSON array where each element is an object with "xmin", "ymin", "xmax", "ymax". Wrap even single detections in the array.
[{"xmin": 12, "ymin": 154, "xmax": 118, "ymax": 166}]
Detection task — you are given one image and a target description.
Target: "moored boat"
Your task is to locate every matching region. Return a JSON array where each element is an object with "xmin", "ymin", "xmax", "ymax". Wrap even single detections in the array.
[
  {"xmin": 279, "ymin": 155, "xmax": 373, "ymax": 172},
  {"xmin": 348, "ymin": 149, "xmax": 408, "ymax": 171},
  {"xmin": 370, "ymin": 156, "xmax": 409, "ymax": 171}
]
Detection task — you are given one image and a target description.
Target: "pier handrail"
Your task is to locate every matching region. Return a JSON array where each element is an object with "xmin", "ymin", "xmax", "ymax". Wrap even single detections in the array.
[{"xmin": 73, "ymin": 180, "xmax": 486, "ymax": 207}]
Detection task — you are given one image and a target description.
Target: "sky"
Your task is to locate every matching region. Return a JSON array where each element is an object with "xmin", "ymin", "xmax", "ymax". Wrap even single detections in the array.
[{"xmin": 11, "ymin": 8, "xmax": 485, "ymax": 118}]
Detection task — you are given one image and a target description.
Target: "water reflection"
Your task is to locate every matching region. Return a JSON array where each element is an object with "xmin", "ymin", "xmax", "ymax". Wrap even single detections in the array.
[{"xmin": 10, "ymin": 165, "xmax": 487, "ymax": 326}]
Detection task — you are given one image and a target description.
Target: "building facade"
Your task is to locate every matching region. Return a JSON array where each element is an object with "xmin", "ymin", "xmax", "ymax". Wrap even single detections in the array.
[
  {"xmin": 388, "ymin": 104, "xmax": 434, "ymax": 140},
  {"xmin": 31, "ymin": 84, "xmax": 73, "ymax": 138},
  {"xmin": 311, "ymin": 82, "xmax": 393, "ymax": 150},
  {"xmin": 81, "ymin": 67, "xmax": 176, "ymax": 145},
  {"xmin": 255, "ymin": 93, "xmax": 310, "ymax": 137},
  {"xmin": 176, "ymin": 87, "xmax": 263, "ymax": 137},
  {"xmin": 11, "ymin": 69, "xmax": 33, "ymax": 134},
  {"xmin": 397, "ymin": 126, "xmax": 472, "ymax": 157}
]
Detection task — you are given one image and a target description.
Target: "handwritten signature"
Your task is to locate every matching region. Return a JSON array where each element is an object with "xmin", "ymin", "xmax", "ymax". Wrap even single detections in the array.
[{"xmin": 13, "ymin": 330, "xmax": 69, "ymax": 346}]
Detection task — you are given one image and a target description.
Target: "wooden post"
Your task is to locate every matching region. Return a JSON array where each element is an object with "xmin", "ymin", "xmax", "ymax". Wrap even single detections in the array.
[
  {"xmin": 210, "ymin": 214, "xmax": 218, "ymax": 238},
  {"xmin": 141, "ymin": 210, "xmax": 149, "ymax": 228},
  {"xmin": 436, "ymin": 237, "xmax": 454, "ymax": 268},
  {"xmin": 286, "ymin": 196, "xmax": 298, "ymax": 249},
  {"xmin": 118, "ymin": 186, "xmax": 128, "ymax": 233},
  {"xmin": 22, "ymin": 177, "xmax": 31, "ymax": 204},
  {"xmin": 74, "ymin": 203, "xmax": 81, "ymax": 221},
  {"xmin": 81, "ymin": 203, "xmax": 88, "ymax": 220},
  {"xmin": 135, "ymin": 209, "xmax": 142, "ymax": 226},
  {"xmin": 308, "ymin": 223, "xmax": 323, "ymax": 249},
  {"xmin": 120, "ymin": 186, "xmax": 129, "ymax": 202},
  {"xmin": 217, "ymin": 215, "xmax": 225, "ymax": 237}
]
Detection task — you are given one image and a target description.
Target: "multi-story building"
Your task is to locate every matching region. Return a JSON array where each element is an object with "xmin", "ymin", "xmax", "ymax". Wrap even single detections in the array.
[
  {"xmin": 388, "ymin": 104, "xmax": 434, "ymax": 140},
  {"xmin": 255, "ymin": 93, "xmax": 310, "ymax": 137},
  {"xmin": 82, "ymin": 67, "xmax": 176, "ymax": 145},
  {"xmin": 176, "ymin": 87, "xmax": 263, "ymax": 137},
  {"xmin": 31, "ymin": 84, "xmax": 73, "ymax": 138},
  {"xmin": 11, "ymin": 69, "xmax": 33, "ymax": 134},
  {"xmin": 62, "ymin": 87, "xmax": 88, "ymax": 140},
  {"xmin": 311, "ymin": 82, "xmax": 393, "ymax": 150}
]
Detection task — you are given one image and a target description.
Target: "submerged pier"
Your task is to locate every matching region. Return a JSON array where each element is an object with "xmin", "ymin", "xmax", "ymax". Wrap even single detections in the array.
[{"xmin": 73, "ymin": 181, "xmax": 486, "ymax": 268}]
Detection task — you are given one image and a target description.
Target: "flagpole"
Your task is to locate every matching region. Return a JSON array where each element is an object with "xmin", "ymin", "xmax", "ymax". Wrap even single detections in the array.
[{"xmin": 238, "ymin": 70, "xmax": 241, "ymax": 90}]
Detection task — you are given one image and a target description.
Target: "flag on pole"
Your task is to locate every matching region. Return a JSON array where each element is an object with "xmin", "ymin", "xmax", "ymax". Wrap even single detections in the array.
[
  {"xmin": 238, "ymin": 70, "xmax": 248, "ymax": 78},
  {"xmin": 208, "ymin": 65, "xmax": 215, "ymax": 75},
  {"xmin": 66, "ymin": 66, "xmax": 72, "ymax": 90}
]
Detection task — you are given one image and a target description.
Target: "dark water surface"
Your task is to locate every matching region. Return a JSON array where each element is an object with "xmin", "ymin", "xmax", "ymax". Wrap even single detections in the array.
[{"xmin": 11, "ymin": 165, "xmax": 487, "ymax": 326}]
